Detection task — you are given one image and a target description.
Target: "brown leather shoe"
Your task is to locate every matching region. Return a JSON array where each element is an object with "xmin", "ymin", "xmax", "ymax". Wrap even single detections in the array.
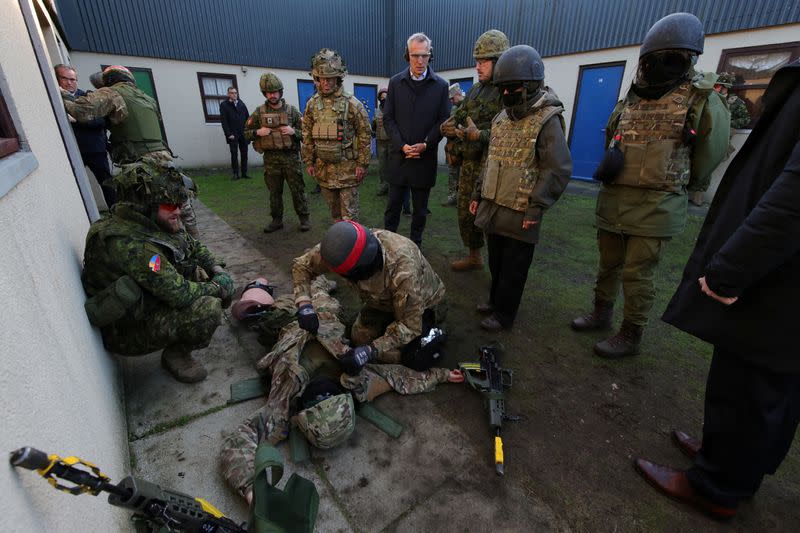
[
  {"xmin": 672, "ymin": 430, "xmax": 701, "ymax": 459},
  {"xmin": 480, "ymin": 315, "xmax": 506, "ymax": 332},
  {"xmin": 634, "ymin": 459, "xmax": 736, "ymax": 520},
  {"xmin": 476, "ymin": 302, "xmax": 493, "ymax": 315}
]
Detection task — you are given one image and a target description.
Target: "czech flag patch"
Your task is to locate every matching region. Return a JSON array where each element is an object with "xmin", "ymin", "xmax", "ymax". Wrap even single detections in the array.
[{"xmin": 149, "ymin": 254, "xmax": 161, "ymax": 272}]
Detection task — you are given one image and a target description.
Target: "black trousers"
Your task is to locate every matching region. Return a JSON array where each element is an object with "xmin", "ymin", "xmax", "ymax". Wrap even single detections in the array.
[
  {"xmin": 82, "ymin": 151, "xmax": 116, "ymax": 207},
  {"xmin": 384, "ymin": 184, "xmax": 430, "ymax": 246},
  {"xmin": 228, "ymin": 136, "xmax": 248, "ymax": 175},
  {"xmin": 687, "ymin": 347, "xmax": 800, "ymax": 508},
  {"xmin": 486, "ymin": 233, "xmax": 536, "ymax": 327}
]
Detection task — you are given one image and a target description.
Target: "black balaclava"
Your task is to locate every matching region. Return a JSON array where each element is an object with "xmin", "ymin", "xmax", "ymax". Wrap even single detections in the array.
[
  {"xmin": 501, "ymin": 81, "xmax": 543, "ymax": 121},
  {"xmin": 633, "ymin": 50, "xmax": 693, "ymax": 100}
]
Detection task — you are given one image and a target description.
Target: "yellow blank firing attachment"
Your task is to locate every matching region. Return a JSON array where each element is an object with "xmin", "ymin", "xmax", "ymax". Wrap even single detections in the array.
[
  {"xmin": 40, "ymin": 454, "xmax": 110, "ymax": 495},
  {"xmin": 494, "ymin": 436, "xmax": 504, "ymax": 476},
  {"xmin": 197, "ymin": 498, "xmax": 225, "ymax": 519}
]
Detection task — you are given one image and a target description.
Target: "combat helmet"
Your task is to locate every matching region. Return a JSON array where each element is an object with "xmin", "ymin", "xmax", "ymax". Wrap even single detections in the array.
[
  {"xmin": 294, "ymin": 383, "xmax": 356, "ymax": 449},
  {"xmin": 310, "ymin": 48, "xmax": 347, "ymax": 79},
  {"xmin": 320, "ymin": 221, "xmax": 382, "ymax": 279},
  {"xmin": 448, "ymin": 83, "xmax": 463, "ymax": 99},
  {"xmin": 639, "ymin": 12, "xmax": 704, "ymax": 58},
  {"xmin": 473, "ymin": 29, "xmax": 510, "ymax": 60},
  {"xmin": 113, "ymin": 162, "xmax": 188, "ymax": 206},
  {"xmin": 259, "ymin": 72, "xmax": 284, "ymax": 94},
  {"xmin": 716, "ymin": 72, "xmax": 736, "ymax": 87},
  {"xmin": 102, "ymin": 65, "xmax": 135, "ymax": 86},
  {"xmin": 493, "ymin": 45, "xmax": 545, "ymax": 84}
]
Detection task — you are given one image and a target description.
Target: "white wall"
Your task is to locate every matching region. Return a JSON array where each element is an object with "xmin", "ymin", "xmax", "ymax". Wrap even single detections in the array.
[
  {"xmin": 70, "ymin": 52, "xmax": 389, "ymax": 168},
  {"xmin": 0, "ymin": 3, "xmax": 129, "ymax": 531}
]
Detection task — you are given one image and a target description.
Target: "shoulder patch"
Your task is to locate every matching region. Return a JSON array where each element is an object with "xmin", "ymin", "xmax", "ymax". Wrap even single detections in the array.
[{"xmin": 149, "ymin": 254, "xmax": 161, "ymax": 273}]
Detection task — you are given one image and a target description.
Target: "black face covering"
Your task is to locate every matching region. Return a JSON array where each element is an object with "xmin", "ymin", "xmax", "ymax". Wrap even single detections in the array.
[
  {"xmin": 633, "ymin": 51, "xmax": 692, "ymax": 99},
  {"xmin": 343, "ymin": 250, "xmax": 383, "ymax": 281},
  {"xmin": 501, "ymin": 89, "xmax": 524, "ymax": 108}
]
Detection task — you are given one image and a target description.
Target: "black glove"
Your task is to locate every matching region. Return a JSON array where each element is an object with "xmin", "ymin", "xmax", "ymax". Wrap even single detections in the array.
[
  {"xmin": 211, "ymin": 272, "xmax": 235, "ymax": 308},
  {"xmin": 340, "ymin": 344, "xmax": 377, "ymax": 376},
  {"xmin": 297, "ymin": 304, "xmax": 319, "ymax": 334}
]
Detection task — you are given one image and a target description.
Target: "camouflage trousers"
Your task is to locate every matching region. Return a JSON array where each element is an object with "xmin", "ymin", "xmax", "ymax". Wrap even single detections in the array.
[
  {"xmin": 376, "ymin": 141, "xmax": 390, "ymax": 193},
  {"xmin": 263, "ymin": 153, "xmax": 309, "ymax": 222},
  {"xmin": 350, "ymin": 303, "xmax": 447, "ymax": 363},
  {"xmin": 320, "ymin": 186, "xmax": 360, "ymax": 221},
  {"xmin": 447, "ymin": 165, "xmax": 461, "ymax": 200},
  {"xmin": 102, "ymin": 295, "xmax": 222, "ymax": 355},
  {"xmin": 594, "ymin": 229, "xmax": 668, "ymax": 326},
  {"xmin": 457, "ymin": 159, "xmax": 485, "ymax": 249}
]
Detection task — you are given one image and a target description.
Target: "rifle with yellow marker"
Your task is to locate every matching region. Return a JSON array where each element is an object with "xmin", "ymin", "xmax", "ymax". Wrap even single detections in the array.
[
  {"xmin": 9, "ymin": 446, "xmax": 247, "ymax": 532},
  {"xmin": 459, "ymin": 344, "xmax": 517, "ymax": 475}
]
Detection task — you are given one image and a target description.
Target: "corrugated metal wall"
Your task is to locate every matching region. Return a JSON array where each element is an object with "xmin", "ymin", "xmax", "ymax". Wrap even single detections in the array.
[{"xmin": 56, "ymin": 0, "xmax": 800, "ymax": 76}]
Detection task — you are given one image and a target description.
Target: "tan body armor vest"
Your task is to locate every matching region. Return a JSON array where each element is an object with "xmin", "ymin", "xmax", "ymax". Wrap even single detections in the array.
[
  {"xmin": 253, "ymin": 106, "xmax": 295, "ymax": 152},
  {"xmin": 482, "ymin": 105, "xmax": 563, "ymax": 212},
  {"xmin": 374, "ymin": 108, "xmax": 390, "ymax": 142},
  {"xmin": 310, "ymin": 94, "xmax": 355, "ymax": 163},
  {"xmin": 614, "ymin": 83, "xmax": 695, "ymax": 192}
]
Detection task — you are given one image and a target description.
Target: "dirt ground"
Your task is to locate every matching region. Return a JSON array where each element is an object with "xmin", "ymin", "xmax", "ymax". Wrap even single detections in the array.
[{"xmin": 193, "ymin": 168, "xmax": 799, "ymax": 532}]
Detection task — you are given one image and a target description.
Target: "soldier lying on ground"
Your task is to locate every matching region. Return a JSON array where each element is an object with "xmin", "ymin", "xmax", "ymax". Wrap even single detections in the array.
[{"xmin": 220, "ymin": 276, "xmax": 462, "ymax": 504}]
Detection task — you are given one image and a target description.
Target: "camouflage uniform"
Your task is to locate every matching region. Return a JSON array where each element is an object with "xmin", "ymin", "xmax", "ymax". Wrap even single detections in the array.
[
  {"xmin": 444, "ymin": 98, "xmax": 463, "ymax": 203},
  {"xmin": 243, "ymin": 99, "xmax": 309, "ymax": 225},
  {"xmin": 219, "ymin": 276, "xmax": 450, "ymax": 499},
  {"xmin": 301, "ymin": 86, "xmax": 371, "ymax": 221},
  {"xmin": 292, "ymin": 230, "xmax": 446, "ymax": 361},
  {"xmin": 65, "ymin": 79, "xmax": 200, "ymax": 236},
  {"xmin": 373, "ymin": 101, "xmax": 391, "ymax": 195},
  {"xmin": 727, "ymin": 93, "xmax": 751, "ymax": 129}
]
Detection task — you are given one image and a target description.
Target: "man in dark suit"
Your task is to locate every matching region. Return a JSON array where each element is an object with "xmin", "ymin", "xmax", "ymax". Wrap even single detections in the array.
[
  {"xmin": 56, "ymin": 64, "xmax": 115, "ymax": 207},
  {"xmin": 635, "ymin": 61, "xmax": 800, "ymax": 519},
  {"xmin": 382, "ymin": 32, "xmax": 450, "ymax": 247},
  {"xmin": 220, "ymin": 87, "xmax": 250, "ymax": 180}
]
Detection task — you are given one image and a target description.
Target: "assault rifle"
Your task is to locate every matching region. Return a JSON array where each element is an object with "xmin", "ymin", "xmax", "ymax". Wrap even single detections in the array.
[
  {"xmin": 9, "ymin": 446, "xmax": 247, "ymax": 532},
  {"xmin": 459, "ymin": 344, "xmax": 517, "ymax": 475}
]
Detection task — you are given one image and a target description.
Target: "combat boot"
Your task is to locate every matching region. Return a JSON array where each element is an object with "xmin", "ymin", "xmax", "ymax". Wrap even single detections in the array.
[
  {"xmin": 571, "ymin": 299, "xmax": 614, "ymax": 331},
  {"xmin": 263, "ymin": 220, "xmax": 284, "ymax": 233},
  {"xmin": 594, "ymin": 320, "xmax": 643, "ymax": 359},
  {"xmin": 441, "ymin": 195, "xmax": 456, "ymax": 207},
  {"xmin": 298, "ymin": 217, "xmax": 311, "ymax": 232},
  {"xmin": 161, "ymin": 347, "xmax": 208, "ymax": 383},
  {"xmin": 451, "ymin": 248, "xmax": 483, "ymax": 271}
]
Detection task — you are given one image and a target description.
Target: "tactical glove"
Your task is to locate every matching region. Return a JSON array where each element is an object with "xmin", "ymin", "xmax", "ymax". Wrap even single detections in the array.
[
  {"xmin": 340, "ymin": 344, "xmax": 377, "ymax": 376},
  {"xmin": 440, "ymin": 117, "xmax": 458, "ymax": 138},
  {"xmin": 211, "ymin": 272, "xmax": 235, "ymax": 308},
  {"xmin": 460, "ymin": 117, "xmax": 481, "ymax": 142},
  {"xmin": 297, "ymin": 304, "xmax": 319, "ymax": 334}
]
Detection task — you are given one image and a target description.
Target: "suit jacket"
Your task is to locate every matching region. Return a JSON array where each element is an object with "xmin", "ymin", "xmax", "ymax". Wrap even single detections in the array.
[
  {"xmin": 220, "ymin": 98, "xmax": 249, "ymax": 140},
  {"xmin": 71, "ymin": 88, "xmax": 108, "ymax": 154},
  {"xmin": 382, "ymin": 66, "xmax": 450, "ymax": 187},
  {"xmin": 662, "ymin": 62, "xmax": 800, "ymax": 372}
]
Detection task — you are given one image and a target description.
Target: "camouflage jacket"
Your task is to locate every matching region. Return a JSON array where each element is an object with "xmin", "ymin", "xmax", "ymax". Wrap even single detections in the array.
[
  {"xmin": 219, "ymin": 277, "xmax": 450, "ymax": 500},
  {"xmin": 243, "ymin": 99, "xmax": 303, "ymax": 160},
  {"xmin": 64, "ymin": 84, "xmax": 128, "ymax": 125},
  {"xmin": 727, "ymin": 94, "xmax": 751, "ymax": 129},
  {"xmin": 450, "ymin": 81, "xmax": 503, "ymax": 160},
  {"xmin": 82, "ymin": 204, "xmax": 224, "ymax": 320},
  {"xmin": 292, "ymin": 230, "xmax": 446, "ymax": 355},
  {"xmin": 300, "ymin": 87, "xmax": 371, "ymax": 187}
]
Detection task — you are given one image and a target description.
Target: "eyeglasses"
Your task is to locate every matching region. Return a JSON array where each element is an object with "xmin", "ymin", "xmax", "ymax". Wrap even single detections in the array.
[
  {"xmin": 409, "ymin": 53, "xmax": 430, "ymax": 60},
  {"xmin": 159, "ymin": 203, "xmax": 182, "ymax": 212}
]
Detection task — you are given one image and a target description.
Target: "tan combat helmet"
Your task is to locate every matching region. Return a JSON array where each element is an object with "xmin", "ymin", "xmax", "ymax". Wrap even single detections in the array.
[
  {"xmin": 473, "ymin": 29, "xmax": 510, "ymax": 60},
  {"xmin": 259, "ymin": 72, "xmax": 284, "ymax": 93},
  {"xmin": 310, "ymin": 48, "xmax": 348, "ymax": 79},
  {"xmin": 449, "ymin": 83, "xmax": 463, "ymax": 99}
]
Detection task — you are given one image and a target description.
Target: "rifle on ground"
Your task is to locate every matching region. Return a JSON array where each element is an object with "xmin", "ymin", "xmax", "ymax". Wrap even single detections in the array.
[
  {"xmin": 459, "ymin": 344, "xmax": 518, "ymax": 475},
  {"xmin": 9, "ymin": 446, "xmax": 247, "ymax": 532}
]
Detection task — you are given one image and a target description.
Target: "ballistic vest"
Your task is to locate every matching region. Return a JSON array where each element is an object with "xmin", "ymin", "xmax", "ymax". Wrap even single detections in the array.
[
  {"xmin": 253, "ymin": 103, "xmax": 296, "ymax": 152},
  {"xmin": 374, "ymin": 107, "xmax": 390, "ymax": 141},
  {"xmin": 613, "ymin": 83, "xmax": 695, "ymax": 192},
  {"xmin": 310, "ymin": 92, "xmax": 355, "ymax": 163},
  {"xmin": 107, "ymin": 83, "xmax": 168, "ymax": 164},
  {"xmin": 481, "ymin": 104, "xmax": 564, "ymax": 212}
]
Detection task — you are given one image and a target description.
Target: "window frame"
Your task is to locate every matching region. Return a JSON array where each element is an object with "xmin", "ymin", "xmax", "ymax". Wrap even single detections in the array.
[
  {"xmin": 197, "ymin": 72, "xmax": 237, "ymax": 123},
  {"xmin": 0, "ymin": 89, "xmax": 20, "ymax": 159}
]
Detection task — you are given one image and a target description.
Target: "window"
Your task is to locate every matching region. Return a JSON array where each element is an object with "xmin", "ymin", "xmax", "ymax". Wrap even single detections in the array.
[
  {"xmin": 0, "ymin": 88, "xmax": 20, "ymax": 158},
  {"xmin": 718, "ymin": 42, "xmax": 800, "ymax": 127},
  {"xmin": 197, "ymin": 73, "xmax": 237, "ymax": 123}
]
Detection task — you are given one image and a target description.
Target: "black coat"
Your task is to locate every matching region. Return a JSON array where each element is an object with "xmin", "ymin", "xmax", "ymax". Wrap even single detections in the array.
[
  {"xmin": 382, "ymin": 66, "xmax": 450, "ymax": 187},
  {"xmin": 220, "ymin": 99, "xmax": 249, "ymax": 140},
  {"xmin": 662, "ymin": 62, "xmax": 800, "ymax": 373},
  {"xmin": 71, "ymin": 88, "xmax": 108, "ymax": 154}
]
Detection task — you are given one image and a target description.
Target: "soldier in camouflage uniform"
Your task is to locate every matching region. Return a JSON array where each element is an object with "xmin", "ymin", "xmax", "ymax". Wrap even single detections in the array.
[
  {"xmin": 440, "ymin": 30, "xmax": 510, "ymax": 271},
  {"xmin": 372, "ymin": 87, "xmax": 391, "ymax": 196},
  {"xmin": 293, "ymin": 221, "xmax": 446, "ymax": 366},
  {"xmin": 64, "ymin": 65, "xmax": 200, "ymax": 237},
  {"xmin": 442, "ymin": 83, "xmax": 464, "ymax": 207},
  {"xmin": 571, "ymin": 13, "xmax": 730, "ymax": 358},
  {"xmin": 301, "ymin": 49, "xmax": 371, "ymax": 221},
  {"xmin": 81, "ymin": 163, "xmax": 235, "ymax": 382},
  {"xmin": 219, "ymin": 275, "xmax": 460, "ymax": 503},
  {"xmin": 244, "ymin": 73, "xmax": 310, "ymax": 233}
]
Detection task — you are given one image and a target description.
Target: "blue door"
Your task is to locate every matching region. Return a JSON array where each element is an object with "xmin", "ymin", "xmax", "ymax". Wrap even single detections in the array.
[
  {"xmin": 449, "ymin": 76, "xmax": 474, "ymax": 96},
  {"xmin": 354, "ymin": 84, "xmax": 377, "ymax": 155},
  {"xmin": 569, "ymin": 63, "xmax": 625, "ymax": 180},
  {"xmin": 297, "ymin": 79, "xmax": 316, "ymax": 115}
]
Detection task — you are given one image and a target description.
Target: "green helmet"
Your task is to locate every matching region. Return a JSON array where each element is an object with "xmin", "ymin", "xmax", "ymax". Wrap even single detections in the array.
[
  {"xmin": 310, "ymin": 48, "xmax": 347, "ymax": 79},
  {"xmin": 113, "ymin": 162, "xmax": 188, "ymax": 206},
  {"xmin": 473, "ymin": 29, "xmax": 510, "ymax": 60},
  {"xmin": 716, "ymin": 72, "xmax": 736, "ymax": 87},
  {"xmin": 259, "ymin": 72, "xmax": 283, "ymax": 93},
  {"xmin": 294, "ymin": 393, "xmax": 355, "ymax": 449}
]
